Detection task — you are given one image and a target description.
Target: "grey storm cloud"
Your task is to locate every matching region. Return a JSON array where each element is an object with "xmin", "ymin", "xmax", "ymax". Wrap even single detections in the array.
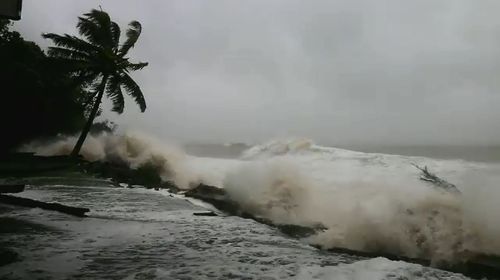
[{"xmin": 14, "ymin": 0, "xmax": 500, "ymax": 145}]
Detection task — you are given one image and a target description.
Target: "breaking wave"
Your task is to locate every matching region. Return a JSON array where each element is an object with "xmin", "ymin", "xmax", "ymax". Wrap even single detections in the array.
[
  {"xmin": 21, "ymin": 132, "xmax": 194, "ymax": 188},
  {"xmin": 22, "ymin": 134, "xmax": 500, "ymax": 265},
  {"xmin": 224, "ymin": 138, "xmax": 500, "ymax": 265}
]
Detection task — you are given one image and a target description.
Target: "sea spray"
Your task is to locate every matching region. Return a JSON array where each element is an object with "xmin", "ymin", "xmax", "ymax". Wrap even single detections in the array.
[
  {"xmin": 222, "ymin": 157, "xmax": 474, "ymax": 264},
  {"xmin": 21, "ymin": 135, "xmax": 500, "ymax": 264},
  {"xmin": 223, "ymin": 159, "xmax": 312, "ymax": 225},
  {"xmin": 222, "ymin": 139, "xmax": 500, "ymax": 264},
  {"xmin": 21, "ymin": 132, "xmax": 195, "ymax": 188},
  {"xmin": 461, "ymin": 171, "xmax": 500, "ymax": 256}
]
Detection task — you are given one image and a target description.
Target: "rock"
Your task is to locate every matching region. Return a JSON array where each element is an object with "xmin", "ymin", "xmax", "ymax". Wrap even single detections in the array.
[
  {"xmin": 193, "ymin": 211, "xmax": 218, "ymax": 216},
  {"xmin": 0, "ymin": 248, "xmax": 20, "ymax": 266},
  {"xmin": 184, "ymin": 183, "xmax": 325, "ymax": 238},
  {"xmin": 184, "ymin": 184, "xmax": 239, "ymax": 214},
  {"xmin": 0, "ymin": 184, "xmax": 25, "ymax": 193},
  {"xmin": 274, "ymin": 223, "xmax": 326, "ymax": 238}
]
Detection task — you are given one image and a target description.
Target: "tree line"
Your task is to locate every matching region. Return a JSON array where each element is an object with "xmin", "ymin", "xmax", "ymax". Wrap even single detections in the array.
[{"xmin": 0, "ymin": 9, "xmax": 148, "ymax": 156}]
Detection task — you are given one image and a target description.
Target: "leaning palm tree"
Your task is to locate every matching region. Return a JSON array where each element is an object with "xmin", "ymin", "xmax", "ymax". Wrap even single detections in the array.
[{"xmin": 43, "ymin": 9, "xmax": 148, "ymax": 157}]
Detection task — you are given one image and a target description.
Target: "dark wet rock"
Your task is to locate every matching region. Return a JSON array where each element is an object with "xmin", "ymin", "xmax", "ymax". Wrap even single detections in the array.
[
  {"xmin": 0, "ymin": 248, "xmax": 20, "ymax": 266},
  {"xmin": 313, "ymin": 244, "xmax": 500, "ymax": 280},
  {"xmin": 273, "ymin": 223, "xmax": 326, "ymax": 239},
  {"xmin": 1, "ymin": 153, "xmax": 181, "ymax": 193},
  {"xmin": 84, "ymin": 160, "xmax": 162, "ymax": 187},
  {"xmin": 0, "ymin": 217, "xmax": 55, "ymax": 233},
  {"xmin": 0, "ymin": 184, "xmax": 25, "ymax": 193},
  {"xmin": 0, "ymin": 153, "xmax": 84, "ymax": 177},
  {"xmin": 184, "ymin": 184, "xmax": 239, "ymax": 214},
  {"xmin": 184, "ymin": 184, "xmax": 325, "ymax": 238},
  {"xmin": 83, "ymin": 160, "xmax": 180, "ymax": 192},
  {"xmin": 183, "ymin": 184, "xmax": 241, "ymax": 218},
  {"xmin": 0, "ymin": 194, "xmax": 90, "ymax": 217},
  {"xmin": 193, "ymin": 211, "xmax": 218, "ymax": 216}
]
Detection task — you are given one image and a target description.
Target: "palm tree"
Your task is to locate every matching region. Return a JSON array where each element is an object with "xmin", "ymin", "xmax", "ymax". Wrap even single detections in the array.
[{"xmin": 43, "ymin": 9, "xmax": 148, "ymax": 157}]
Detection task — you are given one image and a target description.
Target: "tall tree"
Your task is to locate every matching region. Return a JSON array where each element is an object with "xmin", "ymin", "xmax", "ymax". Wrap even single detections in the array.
[
  {"xmin": 0, "ymin": 20, "xmax": 86, "ymax": 153},
  {"xmin": 43, "ymin": 9, "xmax": 148, "ymax": 157}
]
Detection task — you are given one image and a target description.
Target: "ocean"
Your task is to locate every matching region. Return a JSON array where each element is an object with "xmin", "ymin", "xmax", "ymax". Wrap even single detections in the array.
[{"xmin": 4, "ymin": 134, "xmax": 500, "ymax": 279}]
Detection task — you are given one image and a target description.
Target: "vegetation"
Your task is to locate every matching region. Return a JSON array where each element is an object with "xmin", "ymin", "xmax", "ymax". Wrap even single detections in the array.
[
  {"xmin": 0, "ymin": 20, "xmax": 86, "ymax": 153},
  {"xmin": 43, "ymin": 9, "xmax": 148, "ymax": 157}
]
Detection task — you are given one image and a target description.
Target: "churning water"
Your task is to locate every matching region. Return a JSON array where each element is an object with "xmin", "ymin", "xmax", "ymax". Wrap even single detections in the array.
[{"xmin": 9, "ymin": 133, "xmax": 500, "ymax": 279}]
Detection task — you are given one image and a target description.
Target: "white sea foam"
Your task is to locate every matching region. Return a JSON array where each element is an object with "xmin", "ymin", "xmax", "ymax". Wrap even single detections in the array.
[
  {"xmin": 23, "ymin": 134, "xmax": 500, "ymax": 264},
  {"xmin": 21, "ymin": 132, "xmax": 194, "ymax": 188},
  {"xmin": 221, "ymin": 138, "xmax": 500, "ymax": 264},
  {"xmin": 296, "ymin": 257, "xmax": 467, "ymax": 280}
]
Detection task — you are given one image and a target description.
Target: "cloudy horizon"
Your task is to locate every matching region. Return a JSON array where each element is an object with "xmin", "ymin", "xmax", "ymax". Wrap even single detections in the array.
[{"xmin": 13, "ymin": 0, "xmax": 500, "ymax": 146}]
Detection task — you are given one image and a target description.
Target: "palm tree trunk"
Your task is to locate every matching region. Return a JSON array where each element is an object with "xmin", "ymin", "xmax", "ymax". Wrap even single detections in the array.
[{"xmin": 70, "ymin": 75, "xmax": 109, "ymax": 157}]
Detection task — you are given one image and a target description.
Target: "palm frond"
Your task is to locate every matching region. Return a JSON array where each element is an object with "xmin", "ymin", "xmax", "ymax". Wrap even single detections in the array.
[
  {"xmin": 76, "ymin": 17, "xmax": 103, "ymax": 46},
  {"xmin": 120, "ymin": 72, "xmax": 146, "ymax": 112},
  {"xmin": 42, "ymin": 33, "xmax": 98, "ymax": 54},
  {"xmin": 119, "ymin": 21, "xmax": 142, "ymax": 56},
  {"xmin": 47, "ymin": 46, "xmax": 90, "ymax": 60},
  {"xmin": 84, "ymin": 9, "xmax": 112, "ymax": 31},
  {"xmin": 110, "ymin": 21, "xmax": 121, "ymax": 52},
  {"xmin": 77, "ymin": 9, "xmax": 116, "ymax": 50},
  {"xmin": 106, "ymin": 74, "xmax": 125, "ymax": 114},
  {"xmin": 126, "ymin": 61, "xmax": 148, "ymax": 72}
]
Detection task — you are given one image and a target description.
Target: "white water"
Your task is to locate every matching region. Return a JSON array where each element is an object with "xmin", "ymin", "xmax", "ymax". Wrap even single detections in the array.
[
  {"xmin": 296, "ymin": 257, "xmax": 459, "ymax": 280},
  {"xmin": 223, "ymin": 140, "xmax": 500, "ymax": 264},
  {"xmin": 24, "ymin": 134, "xmax": 500, "ymax": 265},
  {"xmin": 21, "ymin": 132, "xmax": 195, "ymax": 188},
  {"xmin": 203, "ymin": 138, "xmax": 500, "ymax": 264}
]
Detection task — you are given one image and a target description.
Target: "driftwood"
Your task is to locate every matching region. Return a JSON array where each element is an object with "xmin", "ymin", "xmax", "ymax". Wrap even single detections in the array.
[
  {"xmin": 0, "ymin": 195, "xmax": 89, "ymax": 217},
  {"xmin": 0, "ymin": 184, "xmax": 25, "ymax": 193},
  {"xmin": 412, "ymin": 164, "xmax": 461, "ymax": 194}
]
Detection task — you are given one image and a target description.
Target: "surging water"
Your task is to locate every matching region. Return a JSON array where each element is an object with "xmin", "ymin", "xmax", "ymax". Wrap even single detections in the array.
[
  {"xmin": 21, "ymin": 132, "xmax": 194, "ymax": 188},
  {"xmin": 23, "ymin": 134, "xmax": 500, "ymax": 265},
  {"xmin": 0, "ymin": 185, "xmax": 471, "ymax": 280},
  {"xmin": 222, "ymin": 139, "xmax": 500, "ymax": 265}
]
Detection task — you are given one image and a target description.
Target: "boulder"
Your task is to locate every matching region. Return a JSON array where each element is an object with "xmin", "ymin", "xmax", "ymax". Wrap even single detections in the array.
[{"xmin": 0, "ymin": 184, "xmax": 25, "ymax": 193}]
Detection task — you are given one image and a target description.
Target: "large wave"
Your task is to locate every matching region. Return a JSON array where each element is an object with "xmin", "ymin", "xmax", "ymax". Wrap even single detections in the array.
[
  {"xmin": 23, "ymin": 134, "xmax": 500, "ymax": 264},
  {"xmin": 224, "ymin": 139, "xmax": 500, "ymax": 265},
  {"xmin": 21, "ymin": 132, "xmax": 195, "ymax": 188}
]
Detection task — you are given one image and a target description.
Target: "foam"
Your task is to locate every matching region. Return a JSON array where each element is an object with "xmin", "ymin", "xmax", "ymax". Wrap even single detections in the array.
[{"xmin": 221, "ymin": 139, "xmax": 500, "ymax": 264}]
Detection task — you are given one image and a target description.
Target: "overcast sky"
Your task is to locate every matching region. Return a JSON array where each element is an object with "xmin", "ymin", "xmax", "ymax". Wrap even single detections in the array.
[{"xmin": 13, "ymin": 0, "xmax": 500, "ymax": 146}]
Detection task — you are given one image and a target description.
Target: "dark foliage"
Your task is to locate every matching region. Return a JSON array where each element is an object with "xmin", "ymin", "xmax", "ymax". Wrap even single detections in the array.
[{"xmin": 0, "ymin": 20, "xmax": 86, "ymax": 153}]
